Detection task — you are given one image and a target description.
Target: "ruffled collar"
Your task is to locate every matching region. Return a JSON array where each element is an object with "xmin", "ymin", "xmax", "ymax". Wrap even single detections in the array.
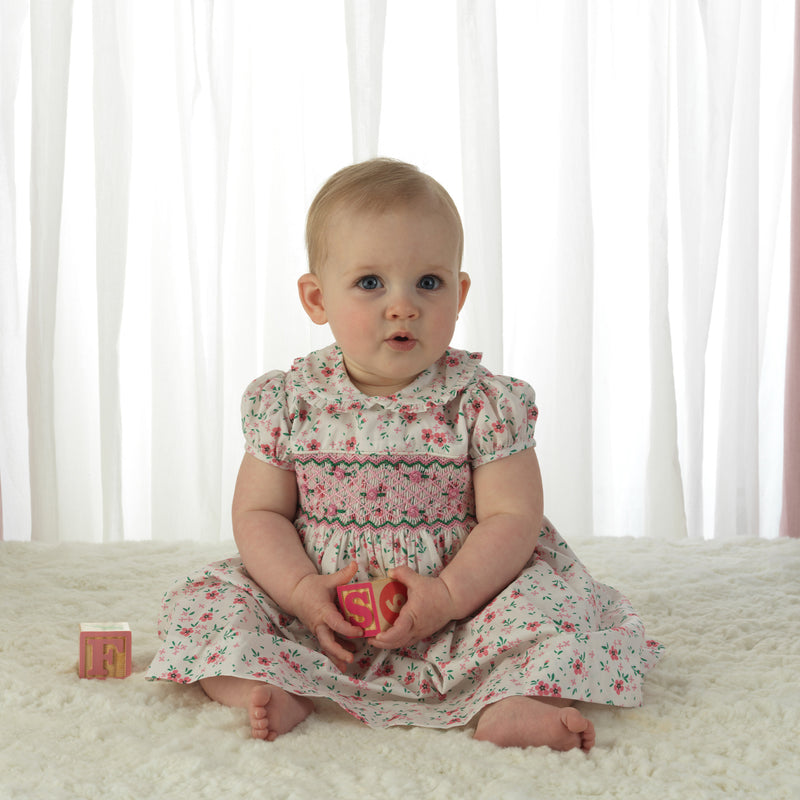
[{"xmin": 287, "ymin": 343, "xmax": 484, "ymax": 412}]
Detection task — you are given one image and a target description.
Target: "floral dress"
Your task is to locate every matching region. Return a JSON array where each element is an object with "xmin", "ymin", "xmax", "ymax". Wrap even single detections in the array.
[{"xmin": 146, "ymin": 344, "xmax": 663, "ymax": 728}]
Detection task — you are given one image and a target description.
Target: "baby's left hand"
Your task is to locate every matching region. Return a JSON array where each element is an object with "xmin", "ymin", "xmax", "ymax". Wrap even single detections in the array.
[{"xmin": 370, "ymin": 565, "xmax": 456, "ymax": 649}]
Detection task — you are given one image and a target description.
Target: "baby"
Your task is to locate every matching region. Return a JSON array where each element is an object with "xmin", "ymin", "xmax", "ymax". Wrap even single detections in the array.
[{"xmin": 146, "ymin": 158, "xmax": 663, "ymax": 752}]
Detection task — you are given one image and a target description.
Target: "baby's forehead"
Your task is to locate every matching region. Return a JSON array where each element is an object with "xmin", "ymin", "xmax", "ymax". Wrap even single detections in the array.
[{"xmin": 330, "ymin": 193, "xmax": 458, "ymax": 233}]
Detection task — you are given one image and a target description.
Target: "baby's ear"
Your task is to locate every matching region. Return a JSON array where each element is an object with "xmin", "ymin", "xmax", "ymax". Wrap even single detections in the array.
[
  {"xmin": 457, "ymin": 271, "xmax": 471, "ymax": 312},
  {"xmin": 297, "ymin": 273, "xmax": 328, "ymax": 325}
]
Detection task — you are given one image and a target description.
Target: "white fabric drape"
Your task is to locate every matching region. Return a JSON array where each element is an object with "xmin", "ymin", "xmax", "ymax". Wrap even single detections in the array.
[{"xmin": 0, "ymin": 0, "xmax": 793, "ymax": 543}]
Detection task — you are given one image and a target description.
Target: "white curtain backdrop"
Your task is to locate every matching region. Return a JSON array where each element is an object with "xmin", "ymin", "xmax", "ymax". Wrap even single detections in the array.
[{"xmin": 0, "ymin": 0, "xmax": 793, "ymax": 543}]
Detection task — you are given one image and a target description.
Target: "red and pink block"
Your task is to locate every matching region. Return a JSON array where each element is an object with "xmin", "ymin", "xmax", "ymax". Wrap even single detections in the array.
[
  {"xmin": 78, "ymin": 623, "xmax": 132, "ymax": 679},
  {"xmin": 337, "ymin": 577, "xmax": 408, "ymax": 637}
]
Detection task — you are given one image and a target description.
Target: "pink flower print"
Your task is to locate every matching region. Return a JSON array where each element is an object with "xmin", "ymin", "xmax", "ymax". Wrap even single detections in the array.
[
  {"xmin": 200, "ymin": 613, "xmax": 214, "ymax": 622},
  {"xmin": 358, "ymin": 656, "xmax": 372, "ymax": 671},
  {"xmin": 403, "ymin": 671, "xmax": 415, "ymax": 686},
  {"xmin": 179, "ymin": 627, "xmax": 193, "ymax": 637},
  {"xmin": 558, "ymin": 620, "xmax": 577, "ymax": 633},
  {"xmin": 613, "ymin": 679, "xmax": 626, "ymax": 695},
  {"xmin": 609, "ymin": 646, "xmax": 620, "ymax": 661},
  {"xmin": 528, "ymin": 405, "xmax": 539, "ymax": 421},
  {"xmin": 550, "ymin": 683, "xmax": 562, "ymax": 697},
  {"xmin": 471, "ymin": 398, "xmax": 484, "ymax": 413},
  {"xmin": 446, "ymin": 355, "xmax": 461, "ymax": 367},
  {"xmin": 421, "ymin": 429, "xmax": 434, "ymax": 443},
  {"xmin": 307, "ymin": 439, "xmax": 322, "ymax": 451},
  {"xmin": 322, "ymin": 366, "xmax": 335, "ymax": 377},
  {"xmin": 434, "ymin": 410, "xmax": 446, "ymax": 425},
  {"xmin": 206, "ymin": 652, "xmax": 222, "ymax": 665},
  {"xmin": 572, "ymin": 659, "xmax": 585, "ymax": 676},
  {"xmin": 257, "ymin": 657, "xmax": 273, "ymax": 666},
  {"xmin": 345, "ymin": 437, "xmax": 356, "ymax": 451},
  {"xmin": 399, "ymin": 407, "xmax": 418, "ymax": 424},
  {"xmin": 298, "ymin": 409, "xmax": 309, "ymax": 422},
  {"xmin": 420, "ymin": 680, "xmax": 432, "ymax": 695},
  {"xmin": 233, "ymin": 596, "xmax": 247, "ymax": 605},
  {"xmin": 477, "ymin": 645, "xmax": 490, "ymax": 658},
  {"xmin": 646, "ymin": 640, "xmax": 660, "ymax": 649},
  {"xmin": 432, "ymin": 432, "xmax": 448, "ymax": 447},
  {"xmin": 375, "ymin": 663, "xmax": 395, "ymax": 678},
  {"xmin": 326, "ymin": 403, "xmax": 340, "ymax": 414},
  {"xmin": 167, "ymin": 670, "xmax": 182, "ymax": 681},
  {"xmin": 526, "ymin": 621, "xmax": 541, "ymax": 632},
  {"xmin": 492, "ymin": 421, "xmax": 506, "ymax": 434},
  {"xmin": 535, "ymin": 680, "xmax": 550, "ymax": 695}
]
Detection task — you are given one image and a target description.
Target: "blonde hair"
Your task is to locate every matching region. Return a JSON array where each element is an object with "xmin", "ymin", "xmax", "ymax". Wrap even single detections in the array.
[{"xmin": 305, "ymin": 158, "xmax": 464, "ymax": 273}]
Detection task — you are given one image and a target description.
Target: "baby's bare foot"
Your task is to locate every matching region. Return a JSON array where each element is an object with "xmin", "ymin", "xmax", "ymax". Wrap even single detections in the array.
[
  {"xmin": 474, "ymin": 696, "xmax": 595, "ymax": 752},
  {"xmin": 248, "ymin": 683, "xmax": 314, "ymax": 741}
]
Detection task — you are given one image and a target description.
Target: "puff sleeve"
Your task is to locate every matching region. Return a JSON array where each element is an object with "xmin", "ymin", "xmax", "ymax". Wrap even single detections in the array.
[
  {"xmin": 240, "ymin": 370, "xmax": 294, "ymax": 470},
  {"xmin": 466, "ymin": 374, "xmax": 539, "ymax": 468}
]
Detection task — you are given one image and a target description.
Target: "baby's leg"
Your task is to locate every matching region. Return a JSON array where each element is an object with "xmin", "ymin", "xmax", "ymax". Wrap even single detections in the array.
[
  {"xmin": 474, "ymin": 696, "xmax": 595, "ymax": 752},
  {"xmin": 200, "ymin": 676, "xmax": 314, "ymax": 741}
]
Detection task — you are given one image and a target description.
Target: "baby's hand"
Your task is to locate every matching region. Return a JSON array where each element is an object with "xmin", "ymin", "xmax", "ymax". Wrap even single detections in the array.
[
  {"xmin": 288, "ymin": 562, "xmax": 364, "ymax": 672},
  {"xmin": 370, "ymin": 565, "xmax": 457, "ymax": 650}
]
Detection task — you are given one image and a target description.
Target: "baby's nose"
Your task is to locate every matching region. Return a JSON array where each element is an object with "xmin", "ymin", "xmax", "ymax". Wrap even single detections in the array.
[{"xmin": 386, "ymin": 290, "xmax": 420, "ymax": 319}]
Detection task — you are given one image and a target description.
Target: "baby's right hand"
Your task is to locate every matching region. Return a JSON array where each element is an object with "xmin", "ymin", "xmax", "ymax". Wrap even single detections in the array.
[{"xmin": 287, "ymin": 562, "xmax": 363, "ymax": 672}]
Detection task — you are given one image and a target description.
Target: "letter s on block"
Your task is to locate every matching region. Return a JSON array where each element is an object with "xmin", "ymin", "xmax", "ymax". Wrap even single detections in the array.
[
  {"xmin": 378, "ymin": 580, "xmax": 408, "ymax": 625},
  {"xmin": 339, "ymin": 586, "xmax": 378, "ymax": 635}
]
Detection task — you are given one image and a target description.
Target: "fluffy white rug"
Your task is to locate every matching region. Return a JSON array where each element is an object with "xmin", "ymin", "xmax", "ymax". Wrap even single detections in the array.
[{"xmin": 1, "ymin": 537, "xmax": 798, "ymax": 800}]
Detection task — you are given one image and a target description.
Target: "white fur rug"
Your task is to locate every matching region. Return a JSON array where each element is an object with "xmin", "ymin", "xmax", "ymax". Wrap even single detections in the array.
[{"xmin": 1, "ymin": 537, "xmax": 798, "ymax": 800}]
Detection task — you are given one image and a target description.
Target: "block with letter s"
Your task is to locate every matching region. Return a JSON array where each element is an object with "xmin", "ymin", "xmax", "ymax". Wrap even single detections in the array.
[{"xmin": 337, "ymin": 577, "xmax": 408, "ymax": 636}]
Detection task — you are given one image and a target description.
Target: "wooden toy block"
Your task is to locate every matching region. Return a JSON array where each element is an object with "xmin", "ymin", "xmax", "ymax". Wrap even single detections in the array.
[
  {"xmin": 79, "ymin": 623, "xmax": 132, "ymax": 679},
  {"xmin": 337, "ymin": 577, "xmax": 408, "ymax": 637}
]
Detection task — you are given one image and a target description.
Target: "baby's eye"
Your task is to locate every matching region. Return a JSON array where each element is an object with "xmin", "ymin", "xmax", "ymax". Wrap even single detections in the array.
[
  {"xmin": 357, "ymin": 275, "xmax": 383, "ymax": 290},
  {"xmin": 417, "ymin": 275, "xmax": 442, "ymax": 291},
  {"xmin": 418, "ymin": 275, "xmax": 441, "ymax": 291}
]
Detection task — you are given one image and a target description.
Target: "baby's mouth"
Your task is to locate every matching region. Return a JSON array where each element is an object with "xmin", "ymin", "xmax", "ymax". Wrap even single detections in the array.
[{"xmin": 387, "ymin": 334, "xmax": 417, "ymax": 351}]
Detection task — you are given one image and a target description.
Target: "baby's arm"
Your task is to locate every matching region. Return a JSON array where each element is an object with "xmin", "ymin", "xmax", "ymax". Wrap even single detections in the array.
[
  {"xmin": 233, "ymin": 453, "xmax": 363, "ymax": 669},
  {"xmin": 372, "ymin": 447, "xmax": 543, "ymax": 648}
]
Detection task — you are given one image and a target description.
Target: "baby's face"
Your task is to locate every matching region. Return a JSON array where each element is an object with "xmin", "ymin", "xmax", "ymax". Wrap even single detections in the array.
[{"xmin": 303, "ymin": 198, "xmax": 470, "ymax": 396}]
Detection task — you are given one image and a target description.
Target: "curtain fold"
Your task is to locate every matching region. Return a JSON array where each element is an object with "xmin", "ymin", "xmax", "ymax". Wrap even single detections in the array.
[
  {"xmin": 345, "ymin": 0, "xmax": 386, "ymax": 161},
  {"xmin": 0, "ymin": 1, "xmax": 793, "ymax": 543},
  {"xmin": 548, "ymin": 1, "xmax": 594, "ymax": 539},
  {"xmin": 0, "ymin": 0, "xmax": 29, "ymax": 542},
  {"xmin": 27, "ymin": 0, "xmax": 74, "ymax": 542},
  {"xmin": 675, "ymin": 1, "xmax": 742, "ymax": 539},
  {"xmin": 457, "ymin": 0, "xmax": 504, "ymax": 374},
  {"xmin": 780, "ymin": 0, "xmax": 800, "ymax": 538},
  {"xmin": 93, "ymin": 1, "xmax": 132, "ymax": 542},
  {"xmin": 645, "ymin": 3, "xmax": 687, "ymax": 540}
]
